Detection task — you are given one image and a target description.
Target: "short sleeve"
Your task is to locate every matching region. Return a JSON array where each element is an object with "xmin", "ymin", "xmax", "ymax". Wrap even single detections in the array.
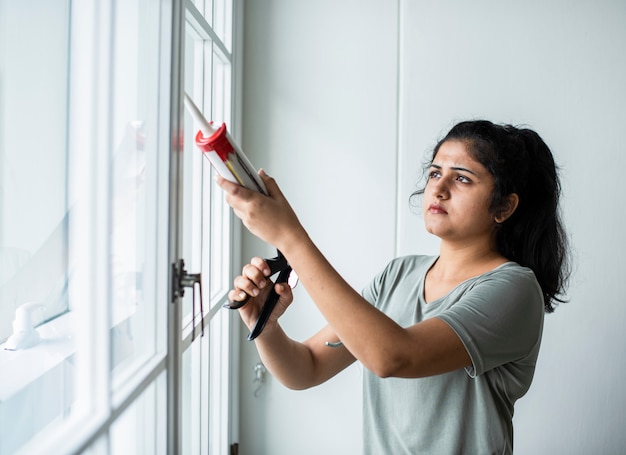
[
  {"xmin": 361, "ymin": 255, "xmax": 435, "ymax": 313},
  {"xmin": 361, "ymin": 258, "xmax": 411, "ymax": 306},
  {"xmin": 437, "ymin": 267, "xmax": 545, "ymax": 377},
  {"xmin": 361, "ymin": 267, "xmax": 381, "ymax": 306}
]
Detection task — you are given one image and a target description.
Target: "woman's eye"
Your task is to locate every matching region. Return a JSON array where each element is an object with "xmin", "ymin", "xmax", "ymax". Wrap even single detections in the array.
[
  {"xmin": 456, "ymin": 175, "xmax": 471, "ymax": 183},
  {"xmin": 429, "ymin": 170, "xmax": 441, "ymax": 179}
]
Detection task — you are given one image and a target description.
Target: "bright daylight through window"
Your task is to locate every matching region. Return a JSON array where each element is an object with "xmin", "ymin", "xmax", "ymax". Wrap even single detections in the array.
[{"xmin": 0, "ymin": 0, "xmax": 238, "ymax": 453}]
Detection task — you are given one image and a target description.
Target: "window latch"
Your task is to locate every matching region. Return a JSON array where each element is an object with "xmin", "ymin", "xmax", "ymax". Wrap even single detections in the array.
[{"xmin": 172, "ymin": 259, "xmax": 204, "ymax": 339}]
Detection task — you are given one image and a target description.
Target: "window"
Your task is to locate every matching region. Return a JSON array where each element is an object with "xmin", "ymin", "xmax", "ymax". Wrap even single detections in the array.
[
  {"xmin": 0, "ymin": 0, "xmax": 240, "ymax": 453},
  {"xmin": 0, "ymin": 0, "xmax": 70, "ymax": 347}
]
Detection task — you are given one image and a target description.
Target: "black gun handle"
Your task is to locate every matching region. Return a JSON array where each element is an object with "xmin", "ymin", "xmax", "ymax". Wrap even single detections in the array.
[
  {"xmin": 223, "ymin": 294, "xmax": 251, "ymax": 310},
  {"xmin": 223, "ymin": 251, "xmax": 288, "ymax": 310},
  {"xmin": 247, "ymin": 266, "xmax": 292, "ymax": 340}
]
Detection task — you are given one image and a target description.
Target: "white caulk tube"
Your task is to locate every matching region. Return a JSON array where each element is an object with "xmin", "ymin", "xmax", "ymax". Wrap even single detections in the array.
[{"xmin": 183, "ymin": 93, "xmax": 267, "ymax": 195}]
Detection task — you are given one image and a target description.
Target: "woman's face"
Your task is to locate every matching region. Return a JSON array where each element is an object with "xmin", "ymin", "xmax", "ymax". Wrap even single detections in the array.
[{"xmin": 423, "ymin": 140, "xmax": 497, "ymax": 244}]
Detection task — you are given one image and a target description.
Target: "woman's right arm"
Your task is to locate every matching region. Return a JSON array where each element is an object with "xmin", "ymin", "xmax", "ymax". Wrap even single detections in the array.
[
  {"xmin": 230, "ymin": 258, "xmax": 356, "ymax": 390},
  {"xmin": 253, "ymin": 323, "xmax": 356, "ymax": 390}
]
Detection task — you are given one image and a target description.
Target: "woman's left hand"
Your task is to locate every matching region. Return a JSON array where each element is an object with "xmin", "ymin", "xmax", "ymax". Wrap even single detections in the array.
[{"xmin": 216, "ymin": 169, "xmax": 307, "ymax": 251}]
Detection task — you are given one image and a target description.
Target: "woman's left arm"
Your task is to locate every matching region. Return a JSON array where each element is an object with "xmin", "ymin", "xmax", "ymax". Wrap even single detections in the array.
[{"xmin": 217, "ymin": 171, "xmax": 471, "ymax": 378}]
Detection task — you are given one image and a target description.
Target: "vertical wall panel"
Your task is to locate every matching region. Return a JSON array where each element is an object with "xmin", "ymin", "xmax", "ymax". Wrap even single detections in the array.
[
  {"xmin": 398, "ymin": 1, "xmax": 626, "ymax": 453},
  {"xmin": 240, "ymin": 1, "xmax": 399, "ymax": 453}
]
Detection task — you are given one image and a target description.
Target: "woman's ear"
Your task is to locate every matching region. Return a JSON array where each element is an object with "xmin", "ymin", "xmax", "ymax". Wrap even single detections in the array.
[{"xmin": 495, "ymin": 193, "xmax": 519, "ymax": 224}]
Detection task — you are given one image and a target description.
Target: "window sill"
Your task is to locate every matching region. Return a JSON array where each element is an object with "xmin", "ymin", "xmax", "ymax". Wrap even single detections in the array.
[{"xmin": 0, "ymin": 311, "xmax": 74, "ymax": 402}]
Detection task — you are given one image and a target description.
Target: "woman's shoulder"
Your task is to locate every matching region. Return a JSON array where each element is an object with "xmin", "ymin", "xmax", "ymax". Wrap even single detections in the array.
[
  {"xmin": 465, "ymin": 261, "xmax": 543, "ymax": 306},
  {"xmin": 363, "ymin": 255, "xmax": 436, "ymax": 304},
  {"xmin": 483, "ymin": 261, "xmax": 539, "ymax": 284}
]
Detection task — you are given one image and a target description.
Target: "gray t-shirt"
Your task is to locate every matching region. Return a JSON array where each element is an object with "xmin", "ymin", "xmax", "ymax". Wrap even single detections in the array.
[{"xmin": 361, "ymin": 255, "xmax": 544, "ymax": 454}]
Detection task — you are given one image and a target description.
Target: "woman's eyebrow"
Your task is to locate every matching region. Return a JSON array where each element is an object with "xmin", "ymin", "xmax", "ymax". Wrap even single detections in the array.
[{"xmin": 429, "ymin": 163, "xmax": 479, "ymax": 176}]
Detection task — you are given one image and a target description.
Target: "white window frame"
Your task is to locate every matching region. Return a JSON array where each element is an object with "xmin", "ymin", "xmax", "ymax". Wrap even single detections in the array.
[{"xmin": 0, "ymin": 0, "xmax": 243, "ymax": 453}]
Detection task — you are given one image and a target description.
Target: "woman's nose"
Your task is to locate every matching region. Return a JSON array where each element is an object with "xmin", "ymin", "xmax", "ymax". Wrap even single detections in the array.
[{"xmin": 430, "ymin": 177, "xmax": 450, "ymax": 199}]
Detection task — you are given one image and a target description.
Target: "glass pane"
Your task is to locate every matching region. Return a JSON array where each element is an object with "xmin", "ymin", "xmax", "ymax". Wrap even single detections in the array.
[
  {"xmin": 206, "ymin": 48, "xmax": 233, "ymax": 306},
  {"xmin": 0, "ymin": 0, "xmax": 70, "ymax": 344},
  {"xmin": 211, "ymin": 48, "xmax": 232, "ymax": 126},
  {"xmin": 182, "ymin": 24, "xmax": 221, "ymax": 336},
  {"xmin": 110, "ymin": 0, "xmax": 162, "ymax": 384},
  {"xmin": 0, "ymin": 1, "xmax": 73, "ymax": 453},
  {"xmin": 213, "ymin": 0, "xmax": 232, "ymax": 52},
  {"xmin": 182, "ymin": 337, "xmax": 209, "ymax": 455},
  {"xmin": 208, "ymin": 308, "xmax": 231, "ymax": 454},
  {"xmin": 110, "ymin": 372, "xmax": 166, "ymax": 454},
  {"xmin": 207, "ymin": 154, "xmax": 229, "ymax": 306},
  {"xmin": 183, "ymin": 27, "xmax": 233, "ymax": 318},
  {"xmin": 191, "ymin": 0, "xmax": 211, "ymax": 25}
]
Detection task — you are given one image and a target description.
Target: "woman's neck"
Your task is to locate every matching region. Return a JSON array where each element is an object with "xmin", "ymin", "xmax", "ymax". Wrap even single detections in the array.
[{"xmin": 434, "ymin": 239, "xmax": 508, "ymax": 280}]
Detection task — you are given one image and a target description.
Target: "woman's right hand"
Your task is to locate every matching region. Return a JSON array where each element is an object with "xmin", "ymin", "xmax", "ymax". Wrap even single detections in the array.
[{"xmin": 228, "ymin": 256, "xmax": 294, "ymax": 333}]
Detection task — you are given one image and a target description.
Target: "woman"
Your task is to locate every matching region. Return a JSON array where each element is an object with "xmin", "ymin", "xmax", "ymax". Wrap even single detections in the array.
[{"xmin": 218, "ymin": 120, "xmax": 569, "ymax": 454}]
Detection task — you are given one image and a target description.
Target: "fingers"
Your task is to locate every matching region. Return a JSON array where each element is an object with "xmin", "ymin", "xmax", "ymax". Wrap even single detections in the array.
[
  {"xmin": 230, "ymin": 257, "xmax": 270, "ymax": 302},
  {"xmin": 215, "ymin": 174, "xmax": 243, "ymax": 195},
  {"xmin": 216, "ymin": 174, "xmax": 269, "ymax": 229},
  {"xmin": 228, "ymin": 255, "xmax": 295, "ymax": 333},
  {"xmin": 258, "ymin": 169, "xmax": 284, "ymax": 200},
  {"xmin": 274, "ymin": 282, "xmax": 293, "ymax": 299},
  {"xmin": 228, "ymin": 288, "xmax": 249, "ymax": 304},
  {"xmin": 250, "ymin": 256, "xmax": 271, "ymax": 276},
  {"xmin": 217, "ymin": 169, "xmax": 280, "ymax": 203},
  {"xmin": 229, "ymin": 262, "xmax": 292, "ymax": 302},
  {"xmin": 266, "ymin": 282, "xmax": 294, "ymax": 324}
]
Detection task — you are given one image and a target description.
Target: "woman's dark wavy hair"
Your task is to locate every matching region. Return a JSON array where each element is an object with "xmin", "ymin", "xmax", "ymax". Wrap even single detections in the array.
[{"xmin": 412, "ymin": 120, "xmax": 570, "ymax": 312}]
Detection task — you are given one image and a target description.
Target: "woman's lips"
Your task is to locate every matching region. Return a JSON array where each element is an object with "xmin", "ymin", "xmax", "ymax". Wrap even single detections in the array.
[{"xmin": 428, "ymin": 203, "xmax": 448, "ymax": 214}]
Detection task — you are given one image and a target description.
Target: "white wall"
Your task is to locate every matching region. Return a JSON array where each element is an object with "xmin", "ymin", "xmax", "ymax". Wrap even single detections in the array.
[
  {"xmin": 240, "ymin": 1, "xmax": 626, "ymax": 454},
  {"xmin": 238, "ymin": 1, "xmax": 398, "ymax": 453},
  {"xmin": 398, "ymin": 1, "xmax": 626, "ymax": 454}
]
